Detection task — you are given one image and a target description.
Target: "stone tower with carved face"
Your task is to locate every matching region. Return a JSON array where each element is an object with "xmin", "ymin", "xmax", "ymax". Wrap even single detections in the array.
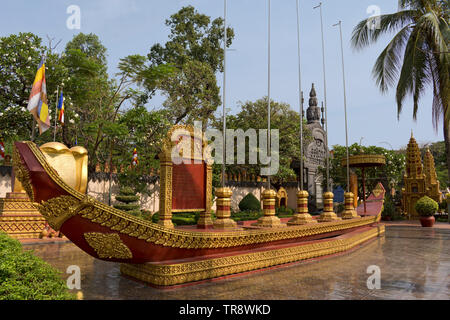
[{"xmin": 303, "ymin": 83, "xmax": 327, "ymax": 211}]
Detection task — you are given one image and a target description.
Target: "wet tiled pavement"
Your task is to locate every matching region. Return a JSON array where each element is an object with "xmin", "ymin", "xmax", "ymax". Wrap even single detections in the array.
[{"xmin": 24, "ymin": 225, "xmax": 450, "ymax": 300}]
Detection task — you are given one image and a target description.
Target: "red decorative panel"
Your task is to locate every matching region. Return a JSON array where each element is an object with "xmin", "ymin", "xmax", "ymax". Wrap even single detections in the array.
[{"xmin": 172, "ymin": 162, "xmax": 206, "ymax": 211}]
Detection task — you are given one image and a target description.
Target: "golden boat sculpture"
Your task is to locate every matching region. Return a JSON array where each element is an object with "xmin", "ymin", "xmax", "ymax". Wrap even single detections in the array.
[{"xmin": 13, "ymin": 141, "xmax": 385, "ymax": 286}]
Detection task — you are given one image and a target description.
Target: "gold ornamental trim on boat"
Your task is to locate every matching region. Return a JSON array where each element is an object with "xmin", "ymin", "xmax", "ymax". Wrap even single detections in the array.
[
  {"xmin": 12, "ymin": 147, "xmax": 35, "ymax": 201},
  {"xmin": 84, "ymin": 232, "xmax": 133, "ymax": 259},
  {"xmin": 121, "ymin": 225, "xmax": 385, "ymax": 286},
  {"xmin": 19, "ymin": 141, "xmax": 382, "ymax": 249}
]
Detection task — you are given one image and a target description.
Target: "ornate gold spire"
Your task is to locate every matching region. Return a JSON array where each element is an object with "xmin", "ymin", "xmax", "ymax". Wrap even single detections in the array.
[
  {"xmin": 424, "ymin": 148, "xmax": 438, "ymax": 186},
  {"xmin": 405, "ymin": 133, "xmax": 423, "ymax": 178}
]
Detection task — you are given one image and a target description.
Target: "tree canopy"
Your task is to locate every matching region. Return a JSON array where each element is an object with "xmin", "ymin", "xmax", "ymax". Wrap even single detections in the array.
[
  {"xmin": 326, "ymin": 144, "xmax": 406, "ymax": 197},
  {"xmin": 219, "ymin": 97, "xmax": 312, "ymax": 184}
]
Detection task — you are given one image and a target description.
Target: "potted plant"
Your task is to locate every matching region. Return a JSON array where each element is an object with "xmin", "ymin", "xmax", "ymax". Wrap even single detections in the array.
[{"xmin": 415, "ymin": 196, "xmax": 438, "ymax": 227}]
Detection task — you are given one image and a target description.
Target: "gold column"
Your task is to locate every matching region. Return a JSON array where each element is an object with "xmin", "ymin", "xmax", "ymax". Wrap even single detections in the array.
[
  {"xmin": 197, "ymin": 164, "xmax": 214, "ymax": 228},
  {"xmin": 341, "ymin": 192, "xmax": 360, "ymax": 219},
  {"xmin": 158, "ymin": 152, "xmax": 174, "ymax": 228},
  {"xmin": 447, "ymin": 193, "xmax": 450, "ymax": 223},
  {"xmin": 213, "ymin": 187, "xmax": 237, "ymax": 229},
  {"xmin": 288, "ymin": 190, "xmax": 317, "ymax": 225},
  {"xmin": 318, "ymin": 192, "xmax": 340, "ymax": 222},
  {"xmin": 350, "ymin": 170, "xmax": 358, "ymax": 208},
  {"xmin": 254, "ymin": 189, "xmax": 285, "ymax": 228}
]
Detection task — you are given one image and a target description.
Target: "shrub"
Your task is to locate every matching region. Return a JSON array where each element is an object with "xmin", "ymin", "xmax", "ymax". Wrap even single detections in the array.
[
  {"xmin": 114, "ymin": 187, "xmax": 141, "ymax": 216},
  {"xmin": 276, "ymin": 206, "xmax": 294, "ymax": 216},
  {"xmin": 0, "ymin": 232, "xmax": 75, "ymax": 300},
  {"xmin": 415, "ymin": 196, "xmax": 439, "ymax": 217},
  {"xmin": 336, "ymin": 203, "xmax": 345, "ymax": 214},
  {"xmin": 150, "ymin": 212, "xmax": 199, "ymax": 226},
  {"xmin": 382, "ymin": 195, "xmax": 396, "ymax": 218},
  {"xmin": 238, "ymin": 193, "xmax": 261, "ymax": 212},
  {"xmin": 231, "ymin": 210, "xmax": 262, "ymax": 222}
]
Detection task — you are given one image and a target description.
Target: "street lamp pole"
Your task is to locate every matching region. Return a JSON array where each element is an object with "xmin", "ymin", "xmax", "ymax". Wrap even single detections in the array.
[
  {"xmin": 222, "ymin": 0, "xmax": 227, "ymax": 188},
  {"xmin": 296, "ymin": 0, "xmax": 304, "ymax": 190},
  {"xmin": 267, "ymin": 0, "xmax": 271, "ymax": 190}
]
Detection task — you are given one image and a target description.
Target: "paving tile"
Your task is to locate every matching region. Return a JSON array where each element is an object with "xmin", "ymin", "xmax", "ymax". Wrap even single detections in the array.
[{"xmin": 24, "ymin": 226, "xmax": 450, "ymax": 300}]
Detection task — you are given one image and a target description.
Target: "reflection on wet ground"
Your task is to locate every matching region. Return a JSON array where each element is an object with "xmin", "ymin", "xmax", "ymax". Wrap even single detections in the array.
[{"xmin": 24, "ymin": 227, "xmax": 450, "ymax": 300}]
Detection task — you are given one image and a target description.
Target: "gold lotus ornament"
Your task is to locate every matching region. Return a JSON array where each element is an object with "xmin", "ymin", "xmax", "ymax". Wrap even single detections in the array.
[{"xmin": 18, "ymin": 142, "xmax": 88, "ymax": 194}]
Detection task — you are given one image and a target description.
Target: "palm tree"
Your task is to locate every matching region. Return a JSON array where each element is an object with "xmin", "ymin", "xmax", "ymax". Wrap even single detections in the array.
[{"xmin": 351, "ymin": 0, "xmax": 449, "ymax": 184}]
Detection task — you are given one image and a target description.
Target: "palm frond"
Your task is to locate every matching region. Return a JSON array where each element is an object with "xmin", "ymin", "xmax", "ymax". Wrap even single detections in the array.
[
  {"xmin": 396, "ymin": 27, "xmax": 422, "ymax": 118},
  {"xmin": 372, "ymin": 25, "xmax": 412, "ymax": 92},
  {"xmin": 351, "ymin": 10, "xmax": 416, "ymax": 51}
]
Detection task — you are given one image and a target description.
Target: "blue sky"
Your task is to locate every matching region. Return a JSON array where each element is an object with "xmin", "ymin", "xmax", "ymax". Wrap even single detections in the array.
[{"xmin": 0, "ymin": 0, "xmax": 444, "ymax": 149}]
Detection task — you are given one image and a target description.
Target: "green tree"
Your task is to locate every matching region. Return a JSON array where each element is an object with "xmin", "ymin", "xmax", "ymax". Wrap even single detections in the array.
[
  {"xmin": 147, "ymin": 6, "xmax": 234, "ymax": 129},
  {"xmin": 60, "ymin": 33, "xmax": 142, "ymax": 169},
  {"xmin": 326, "ymin": 144, "xmax": 406, "ymax": 197},
  {"xmin": 351, "ymin": 0, "xmax": 449, "ymax": 184},
  {"xmin": 158, "ymin": 59, "xmax": 220, "ymax": 129},
  {"xmin": 0, "ymin": 33, "xmax": 68, "ymax": 144},
  {"xmin": 221, "ymin": 97, "xmax": 312, "ymax": 184},
  {"xmin": 148, "ymin": 6, "xmax": 234, "ymax": 73}
]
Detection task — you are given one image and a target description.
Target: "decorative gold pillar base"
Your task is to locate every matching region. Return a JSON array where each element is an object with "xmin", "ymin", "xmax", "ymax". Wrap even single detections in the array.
[
  {"xmin": 197, "ymin": 215, "xmax": 214, "ymax": 229},
  {"xmin": 288, "ymin": 190, "xmax": 317, "ymax": 226},
  {"xmin": 253, "ymin": 189, "xmax": 285, "ymax": 228},
  {"xmin": 318, "ymin": 192, "xmax": 340, "ymax": 222},
  {"xmin": 158, "ymin": 219, "xmax": 174, "ymax": 229},
  {"xmin": 341, "ymin": 192, "xmax": 360, "ymax": 220},
  {"xmin": 213, "ymin": 187, "xmax": 237, "ymax": 229},
  {"xmin": 0, "ymin": 192, "xmax": 46, "ymax": 239}
]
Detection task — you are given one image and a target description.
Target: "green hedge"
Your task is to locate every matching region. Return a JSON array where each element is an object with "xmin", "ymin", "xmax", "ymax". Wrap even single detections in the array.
[
  {"xmin": 0, "ymin": 232, "xmax": 75, "ymax": 300},
  {"xmin": 231, "ymin": 210, "xmax": 262, "ymax": 222},
  {"xmin": 151, "ymin": 212, "xmax": 200, "ymax": 226}
]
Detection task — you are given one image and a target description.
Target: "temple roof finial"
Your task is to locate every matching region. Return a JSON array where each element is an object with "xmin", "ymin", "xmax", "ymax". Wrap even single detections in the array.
[{"xmin": 306, "ymin": 83, "xmax": 320, "ymax": 123}]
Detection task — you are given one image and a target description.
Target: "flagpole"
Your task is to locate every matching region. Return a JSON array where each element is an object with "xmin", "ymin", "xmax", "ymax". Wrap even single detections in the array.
[
  {"xmin": 333, "ymin": 20, "xmax": 350, "ymax": 192},
  {"xmin": 296, "ymin": 0, "xmax": 304, "ymax": 191},
  {"xmin": 53, "ymin": 86, "xmax": 59, "ymax": 142},
  {"xmin": 313, "ymin": 2, "xmax": 330, "ymax": 192},
  {"xmin": 267, "ymin": 0, "xmax": 271, "ymax": 191},
  {"xmin": 30, "ymin": 118, "xmax": 36, "ymax": 141},
  {"xmin": 222, "ymin": 0, "xmax": 227, "ymax": 188}
]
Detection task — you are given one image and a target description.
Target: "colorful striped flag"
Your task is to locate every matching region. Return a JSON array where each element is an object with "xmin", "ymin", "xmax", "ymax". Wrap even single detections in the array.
[
  {"xmin": 57, "ymin": 90, "xmax": 65, "ymax": 125},
  {"xmin": 132, "ymin": 148, "xmax": 138, "ymax": 166},
  {"xmin": 27, "ymin": 57, "xmax": 50, "ymax": 134},
  {"xmin": 0, "ymin": 141, "xmax": 5, "ymax": 161}
]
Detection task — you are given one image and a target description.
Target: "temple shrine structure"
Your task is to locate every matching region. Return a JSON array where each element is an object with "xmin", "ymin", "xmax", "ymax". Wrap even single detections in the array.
[
  {"xmin": 303, "ymin": 83, "xmax": 327, "ymax": 211},
  {"xmin": 402, "ymin": 133, "xmax": 442, "ymax": 219}
]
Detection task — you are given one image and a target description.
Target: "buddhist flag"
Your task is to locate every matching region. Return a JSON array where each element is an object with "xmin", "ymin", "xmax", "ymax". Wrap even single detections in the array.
[
  {"xmin": 0, "ymin": 141, "xmax": 5, "ymax": 161},
  {"xmin": 57, "ymin": 90, "xmax": 65, "ymax": 125},
  {"xmin": 27, "ymin": 57, "xmax": 50, "ymax": 134},
  {"xmin": 132, "ymin": 148, "xmax": 138, "ymax": 166}
]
